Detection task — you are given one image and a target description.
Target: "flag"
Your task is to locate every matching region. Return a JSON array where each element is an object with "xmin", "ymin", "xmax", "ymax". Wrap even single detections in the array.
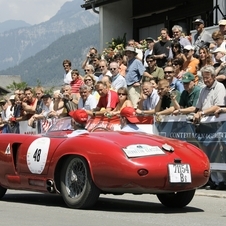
[{"xmin": 42, "ymin": 119, "xmax": 51, "ymax": 132}]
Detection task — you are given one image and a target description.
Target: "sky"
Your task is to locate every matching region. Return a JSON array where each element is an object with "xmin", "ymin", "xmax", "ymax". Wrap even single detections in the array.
[{"xmin": 0, "ymin": 0, "xmax": 73, "ymax": 25}]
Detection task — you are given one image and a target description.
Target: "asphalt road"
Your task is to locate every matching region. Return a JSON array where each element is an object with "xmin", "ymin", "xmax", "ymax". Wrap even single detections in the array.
[{"xmin": 0, "ymin": 190, "xmax": 225, "ymax": 226}]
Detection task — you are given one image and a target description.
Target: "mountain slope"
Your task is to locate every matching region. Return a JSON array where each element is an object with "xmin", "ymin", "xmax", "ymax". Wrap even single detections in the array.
[
  {"xmin": 0, "ymin": 24, "xmax": 100, "ymax": 87},
  {"xmin": 0, "ymin": 0, "xmax": 99, "ymax": 71},
  {"xmin": 0, "ymin": 20, "xmax": 31, "ymax": 33}
]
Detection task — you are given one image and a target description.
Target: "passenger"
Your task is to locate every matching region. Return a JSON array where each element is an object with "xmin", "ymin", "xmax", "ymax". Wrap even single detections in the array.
[
  {"xmin": 67, "ymin": 109, "xmax": 89, "ymax": 137},
  {"xmin": 120, "ymin": 107, "xmax": 144, "ymax": 132}
]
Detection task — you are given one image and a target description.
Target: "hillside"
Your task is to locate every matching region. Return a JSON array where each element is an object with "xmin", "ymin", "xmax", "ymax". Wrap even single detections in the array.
[
  {"xmin": 0, "ymin": 24, "xmax": 100, "ymax": 87},
  {"xmin": 0, "ymin": 20, "xmax": 31, "ymax": 33},
  {"xmin": 0, "ymin": 0, "xmax": 99, "ymax": 71}
]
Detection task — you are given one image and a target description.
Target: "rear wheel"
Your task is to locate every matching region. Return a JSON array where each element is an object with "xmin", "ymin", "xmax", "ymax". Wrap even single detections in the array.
[
  {"xmin": 157, "ymin": 189, "xmax": 196, "ymax": 208},
  {"xmin": 60, "ymin": 156, "xmax": 100, "ymax": 209},
  {"xmin": 0, "ymin": 186, "xmax": 7, "ymax": 199}
]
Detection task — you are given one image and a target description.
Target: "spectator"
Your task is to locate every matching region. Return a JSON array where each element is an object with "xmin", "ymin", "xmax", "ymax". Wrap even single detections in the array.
[
  {"xmin": 143, "ymin": 55, "xmax": 164, "ymax": 82},
  {"xmin": 92, "ymin": 81, "xmax": 119, "ymax": 116},
  {"xmin": 183, "ymin": 45, "xmax": 199, "ymax": 84},
  {"xmin": 213, "ymin": 47, "xmax": 226, "ymax": 88},
  {"xmin": 113, "ymin": 53, "xmax": 127, "ymax": 77},
  {"xmin": 164, "ymin": 65, "xmax": 184, "ymax": 93},
  {"xmin": 83, "ymin": 74, "xmax": 99, "ymax": 100},
  {"xmin": 197, "ymin": 47, "xmax": 213, "ymax": 88},
  {"xmin": 193, "ymin": 65, "xmax": 226, "ymax": 123},
  {"xmin": 98, "ymin": 59, "xmax": 112, "ymax": 81},
  {"xmin": 171, "ymin": 41, "xmax": 187, "ymax": 62},
  {"xmin": 218, "ymin": 19, "xmax": 226, "ymax": 36},
  {"xmin": 173, "ymin": 72, "xmax": 201, "ymax": 115},
  {"xmin": 83, "ymin": 64, "xmax": 99, "ymax": 81},
  {"xmin": 212, "ymin": 30, "xmax": 226, "ymax": 63},
  {"xmin": 53, "ymin": 85, "xmax": 79, "ymax": 116},
  {"xmin": 193, "ymin": 19, "xmax": 213, "ymax": 56},
  {"xmin": 152, "ymin": 28, "xmax": 173, "ymax": 67},
  {"xmin": 81, "ymin": 47, "xmax": 98, "ymax": 69},
  {"xmin": 124, "ymin": 46, "xmax": 146, "ymax": 108},
  {"xmin": 63, "ymin": 59, "xmax": 72, "ymax": 84},
  {"xmin": 136, "ymin": 82, "xmax": 159, "ymax": 115},
  {"xmin": 78, "ymin": 84, "xmax": 97, "ymax": 116},
  {"xmin": 90, "ymin": 54, "xmax": 102, "ymax": 77},
  {"xmin": 0, "ymin": 99, "xmax": 13, "ymax": 133},
  {"xmin": 127, "ymin": 39, "xmax": 143, "ymax": 61},
  {"xmin": 172, "ymin": 25, "xmax": 191, "ymax": 48},
  {"xmin": 120, "ymin": 107, "xmax": 144, "ymax": 132},
  {"xmin": 102, "ymin": 75, "xmax": 113, "ymax": 90},
  {"xmin": 70, "ymin": 69, "xmax": 84, "ymax": 95},
  {"xmin": 172, "ymin": 57, "xmax": 185, "ymax": 80},
  {"xmin": 107, "ymin": 87, "xmax": 133, "ymax": 117},
  {"xmin": 143, "ymin": 37, "xmax": 155, "ymax": 67},
  {"xmin": 155, "ymin": 79, "xmax": 181, "ymax": 116},
  {"xmin": 109, "ymin": 61, "xmax": 127, "ymax": 91}
]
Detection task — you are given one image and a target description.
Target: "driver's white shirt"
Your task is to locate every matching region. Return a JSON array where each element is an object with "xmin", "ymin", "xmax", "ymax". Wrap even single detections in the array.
[{"xmin": 67, "ymin": 129, "xmax": 89, "ymax": 137}]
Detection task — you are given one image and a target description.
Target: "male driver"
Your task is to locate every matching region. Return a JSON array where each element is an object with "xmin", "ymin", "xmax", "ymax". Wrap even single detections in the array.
[
  {"xmin": 173, "ymin": 72, "xmax": 201, "ymax": 115},
  {"xmin": 67, "ymin": 109, "xmax": 89, "ymax": 137},
  {"xmin": 120, "ymin": 107, "xmax": 143, "ymax": 132}
]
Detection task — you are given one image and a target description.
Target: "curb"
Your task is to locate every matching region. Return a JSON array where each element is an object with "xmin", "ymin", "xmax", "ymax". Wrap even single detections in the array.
[{"xmin": 196, "ymin": 189, "xmax": 226, "ymax": 198}]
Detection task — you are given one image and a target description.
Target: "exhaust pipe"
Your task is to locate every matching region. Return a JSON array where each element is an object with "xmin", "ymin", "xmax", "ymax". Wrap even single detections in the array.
[{"xmin": 46, "ymin": 179, "xmax": 60, "ymax": 194}]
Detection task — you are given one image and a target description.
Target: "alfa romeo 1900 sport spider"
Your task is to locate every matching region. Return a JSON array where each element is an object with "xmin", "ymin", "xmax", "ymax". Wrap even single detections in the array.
[{"xmin": 0, "ymin": 117, "xmax": 210, "ymax": 209}]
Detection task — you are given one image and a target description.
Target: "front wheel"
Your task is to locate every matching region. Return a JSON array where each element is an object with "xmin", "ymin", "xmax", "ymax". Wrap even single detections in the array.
[
  {"xmin": 0, "ymin": 186, "xmax": 7, "ymax": 199},
  {"xmin": 157, "ymin": 189, "xmax": 196, "ymax": 208},
  {"xmin": 60, "ymin": 156, "xmax": 100, "ymax": 209}
]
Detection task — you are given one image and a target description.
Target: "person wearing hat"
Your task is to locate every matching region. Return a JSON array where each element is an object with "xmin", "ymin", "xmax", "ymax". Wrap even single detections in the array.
[
  {"xmin": 120, "ymin": 107, "xmax": 144, "ymax": 132},
  {"xmin": 218, "ymin": 19, "xmax": 226, "ymax": 36},
  {"xmin": 182, "ymin": 45, "xmax": 199, "ymax": 84},
  {"xmin": 213, "ymin": 47, "xmax": 226, "ymax": 86},
  {"xmin": 173, "ymin": 72, "xmax": 201, "ymax": 115},
  {"xmin": 143, "ymin": 37, "xmax": 155, "ymax": 67},
  {"xmin": 193, "ymin": 18, "xmax": 213, "ymax": 56},
  {"xmin": 67, "ymin": 109, "xmax": 89, "ymax": 137},
  {"xmin": 124, "ymin": 46, "xmax": 146, "ymax": 109}
]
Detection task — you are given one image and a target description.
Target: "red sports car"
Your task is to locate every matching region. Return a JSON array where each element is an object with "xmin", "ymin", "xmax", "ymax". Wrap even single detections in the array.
[{"xmin": 0, "ymin": 117, "xmax": 210, "ymax": 209}]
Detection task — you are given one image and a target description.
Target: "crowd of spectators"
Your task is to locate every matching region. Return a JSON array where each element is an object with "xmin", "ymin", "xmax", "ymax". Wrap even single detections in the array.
[{"xmin": 1, "ymin": 18, "xmax": 226, "ymax": 189}]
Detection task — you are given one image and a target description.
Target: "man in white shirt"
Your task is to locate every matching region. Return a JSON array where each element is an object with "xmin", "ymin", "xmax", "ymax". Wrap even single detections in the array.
[
  {"xmin": 63, "ymin": 59, "xmax": 72, "ymax": 84},
  {"xmin": 110, "ymin": 62, "xmax": 127, "ymax": 91}
]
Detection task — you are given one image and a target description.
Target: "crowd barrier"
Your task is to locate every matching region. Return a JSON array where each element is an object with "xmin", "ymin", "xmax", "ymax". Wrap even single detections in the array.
[{"xmin": 14, "ymin": 114, "xmax": 226, "ymax": 172}]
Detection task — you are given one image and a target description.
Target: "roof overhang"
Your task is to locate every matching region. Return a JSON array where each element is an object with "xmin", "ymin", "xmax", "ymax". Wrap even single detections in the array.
[{"xmin": 81, "ymin": 0, "xmax": 120, "ymax": 10}]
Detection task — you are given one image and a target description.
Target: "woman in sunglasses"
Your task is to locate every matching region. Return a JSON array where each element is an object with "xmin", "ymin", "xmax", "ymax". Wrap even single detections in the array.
[{"xmin": 106, "ymin": 87, "xmax": 133, "ymax": 117}]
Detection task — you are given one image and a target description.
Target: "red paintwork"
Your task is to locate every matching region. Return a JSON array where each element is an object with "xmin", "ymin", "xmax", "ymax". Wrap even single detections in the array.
[{"xmin": 0, "ymin": 117, "xmax": 210, "ymax": 195}]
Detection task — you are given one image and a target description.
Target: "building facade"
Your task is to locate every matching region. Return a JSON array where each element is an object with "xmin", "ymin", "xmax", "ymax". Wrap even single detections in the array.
[{"xmin": 82, "ymin": 0, "xmax": 226, "ymax": 49}]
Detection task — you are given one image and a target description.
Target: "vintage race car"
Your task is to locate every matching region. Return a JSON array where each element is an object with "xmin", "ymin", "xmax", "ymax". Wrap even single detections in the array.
[{"xmin": 0, "ymin": 117, "xmax": 210, "ymax": 209}]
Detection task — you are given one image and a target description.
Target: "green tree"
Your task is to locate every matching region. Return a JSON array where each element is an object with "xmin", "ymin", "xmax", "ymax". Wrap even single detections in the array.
[{"xmin": 6, "ymin": 81, "xmax": 28, "ymax": 91}]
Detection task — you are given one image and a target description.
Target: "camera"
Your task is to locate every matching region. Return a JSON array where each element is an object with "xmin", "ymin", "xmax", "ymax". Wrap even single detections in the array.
[{"xmin": 90, "ymin": 53, "xmax": 95, "ymax": 58}]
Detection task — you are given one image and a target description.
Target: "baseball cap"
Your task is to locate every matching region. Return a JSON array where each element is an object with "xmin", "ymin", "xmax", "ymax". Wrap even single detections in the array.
[
  {"xmin": 0, "ymin": 99, "xmax": 7, "ymax": 105},
  {"xmin": 184, "ymin": 45, "xmax": 195, "ymax": 51},
  {"xmin": 69, "ymin": 109, "xmax": 88, "ymax": 125},
  {"xmin": 9, "ymin": 95, "xmax": 15, "ymax": 100},
  {"xmin": 212, "ymin": 47, "xmax": 226, "ymax": 54},
  {"xmin": 218, "ymin": 19, "xmax": 226, "ymax": 26},
  {"xmin": 182, "ymin": 72, "xmax": 195, "ymax": 83},
  {"xmin": 193, "ymin": 19, "xmax": 204, "ymax": 24},
  {"xmin": 146, "ymin": 37, "xmax": 154, "ymax": 42},
  {"xmin": 120, "ymin": 107, "xmax": 140, "ymax": 123}
]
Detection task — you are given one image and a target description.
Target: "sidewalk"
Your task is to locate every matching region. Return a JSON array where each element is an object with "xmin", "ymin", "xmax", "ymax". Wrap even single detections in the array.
[{"xmin": 196, "ymin": 188, "xmax": 226, "ymax": 198}]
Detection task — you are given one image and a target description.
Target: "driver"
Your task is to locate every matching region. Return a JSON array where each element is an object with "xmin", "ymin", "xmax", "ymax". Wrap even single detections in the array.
[{"xmin": 67, "ymin": 109, "xmax": 89, "ymax": 137}]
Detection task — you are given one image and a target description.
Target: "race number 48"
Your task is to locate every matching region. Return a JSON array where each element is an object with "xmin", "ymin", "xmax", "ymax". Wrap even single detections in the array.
[{"xmin": 27, "ymin": 138, "xmax": 50, "ymax": 174}]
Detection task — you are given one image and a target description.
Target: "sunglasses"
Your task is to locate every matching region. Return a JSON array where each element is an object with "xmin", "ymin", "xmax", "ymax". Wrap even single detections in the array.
[
  {"xmin": 84, "ymin": 69, "xmax": 90, "ymax": 72},
  {"xmin": 99, "ymin": 66, "xmax": 105, "ymax": 69},
  {"xmin": 85, "ymin": 78, "xmax": 92, "ymax": 82},
  {"xmin": 146, "ymin": 60, "xmax": 154, "ymax": 63},
  {"xmin": 110, "ymin": 68, "xmax": 117, "ymax": 71},
  {"xmin": 164, "ymin": 71, "xmax": 174, "ymax": 74},
  {"xmin": 118, "ymin": 93, "xmax": 126, "ymax": 96}
]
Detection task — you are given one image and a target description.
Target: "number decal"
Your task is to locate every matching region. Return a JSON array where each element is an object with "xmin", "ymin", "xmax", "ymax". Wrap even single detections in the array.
[
  {"xmin": 33, "ymin": 148, "xmax": 42, "ymax": 162},
  {"xmin": 27, "ymin": 138, "xmax": 50, "ymax": 174}
]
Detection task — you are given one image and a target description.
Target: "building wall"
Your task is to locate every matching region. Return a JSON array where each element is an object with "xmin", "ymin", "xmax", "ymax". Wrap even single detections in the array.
[{"xmin": 99, "ymin": 0, "xmax": 132, "ymax": 50}]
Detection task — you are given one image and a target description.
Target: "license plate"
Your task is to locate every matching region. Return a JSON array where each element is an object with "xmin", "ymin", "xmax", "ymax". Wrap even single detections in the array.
[{"xmin": 168, "ymin": 164, "xmax": 192, "ymax": 183}]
